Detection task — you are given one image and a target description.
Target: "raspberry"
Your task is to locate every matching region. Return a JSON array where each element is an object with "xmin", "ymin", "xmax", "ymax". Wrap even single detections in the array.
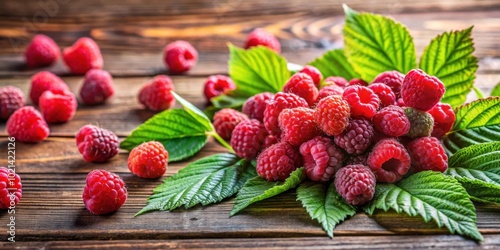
[
  {"xmin": 213, "ymin": 108, "xmax": 248, "ymax": 140},
  {"xmin": 263, "ymin": 92, "xmax": 308, "ymax": 137},
  {"xmin": 283, "ymin": 73, "xmax": 319, "ymax": 107},
  {"xmin": 82, "ymin": 169, "xmax": 127, "ymax": 215},
  {"xmin": 401, "ymin": 69, "xmax": 445, "ymax": 111},
  {"xmin": 80, "ymin": 69, "xmax": 115, "ymax": 105},
  {"xmin": 39, "ymin": 90, "xmax": 78, "ymax": 123},
  {"xmin": 25, "ymin": 34, "xmax": 60, "ymax": 68},
  {"xmin": 63, "ymin": 37, "xmax": 103, "ymax": 74},
  {"xmin": 367, "ymin": 139, "xmax": 411, "ymax": 183},
  {"xmin": 404, "ymin": 107, "xmax": 434, "ymax": 138},
  {"xmin": 138, "ymin": 75, "xmax": 176, "ymax": 111},
  {"xmin": 128, "ymin": 141, "xmax": 169, "ymax": 179},
  {"xmin": 242, "ymin": 92, "xmax": 274, "ymax": 122},
  {"xmin": 0, "ymin": 86, "xmax": 25, "ymax": 120},
  {"xmin": 314, "ymin": 95, "xmax": 350, "ymax": 136},
  {"xmin": 7, "ymin": 107, "xmax": 49, "ymax": 143},
  {"xmin": 245, "ymin": 28, "xmax": 281, "ymax": 53},
  {"xmin": 317, "ymin": 85, "xmax": 344, "ymax": 102},
  {"xmin": 334, "ymin": 118, "xmax": 374, "ymax": 155},
  {"xmin": 164, "ymin": 40, "xmax": 198, "ymax": 74},
  {"xmin": 300, "ymin": 136, "xmax": 344, "ymax": 182},
  {"xmin": 428, "ymin": 103, "xmax": 456, "ymax": 138},
  {"xmin": 203, "ymin": 75, "xmax": 236, "ymax": 102},
  {"xmin": 300, "ymin": 65, "xmax": 323, "ymax": 87},
  {"xmin": 342, "ymin": 86, "xmax": 380, "ymax": 118},
  {"xmin": 76, "ymin": 125, "xmax": 119, "ymax": 163},
  {"xmin": 257, "ymin": 142, "xmax": 301, "ymax": 181},
  {"xmin": 348, "ymin": 78, "xmax": 368, "ymax": 87},
  {"xmin": 230, "ymin": 119, "xmax": 267, "ymax": 160},
  {"xmin": 368, "ymin": 83, "xmax": 396, "ymax": 108},
  {"xmin": 30, "ymin": 71, "xmax": 69, "ymax": 105},
  {"xmin": 278, "ymin": 107, "xmax": 321, "ymax": 146},
  {"xmin": 372, "ymin": 105, "xmax": 410, "ymax": 137},
  {"xmin": 0, "ymin": 167, "xmax": 22, "ymax": 209},
  {"xmin": 324, "ymin": 76, "xmax": 348, "ymax": 88},
  {"xmin": 372, "ymin": 70, "xmax": 405, "ymax": 98},
  {"xmin": 407, "ymin": 137, "xmax": 448, "ymax": 173},
  {"xmin": 345, "ymin": 154, "xmax": 368, "ymax": 166},
  {"xmin": 334, "ymin": 164, "xmax": 376, "ymax": 205},
  {"xmin": 263, "ymin": 134, "xmax": 279, "ymax": 149},
  {"xmin": 396, "ymin": 98, "xmax": 406, "ymax": 107}
]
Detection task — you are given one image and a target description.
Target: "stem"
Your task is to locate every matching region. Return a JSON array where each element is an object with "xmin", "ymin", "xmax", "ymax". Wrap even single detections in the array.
[
  {"xmin": 211, "ymin": 132, "xmax": 235, "ymax": 153},
  {"xmin": 473, "ymin": 86, "xmax": 485, "ymax": 99}
]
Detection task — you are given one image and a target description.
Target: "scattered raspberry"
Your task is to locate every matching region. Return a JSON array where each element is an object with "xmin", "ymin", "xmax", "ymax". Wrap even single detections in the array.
[
  {"xmin": 372, "ymin": 105, "xmax": 410, "ymax": 137},
  {"xmin": 0, "ymin": 167, "xmax": 22, "ymax": 209},
  {"xmin": 334, "ymin": 118, "xmax": 374, "ymax": 155},
  {"xmin": 39, "ymin": 90, "xmax": 78, "ymax": 123},
  {"xmin": 278, "ymin": 107, "xmax": 321, "ymax": 146},
  {"xmin": 263, "ymin": 92, "xmax": 308, "ymax": 137},
  {"xmin": 334, "ymin": 164, "xmax": 376, "ymax": 205},
  {"xmin": 314, "ymin": 95, "xmax": 350, "ymax": 136},
  {"xmin": 342, "ymin": 86, "xmax": 380, "ymax": 118},
  {"xmin": 213, "ymin": 108, "xmax": 248, "ymax": 140},
  {"xmin": 242, "ymin": 92, "xmax": 274, "ymax": 122},
  {"xmin": 138, "ymin": 75, "xmax": 176, "ymax": 111},
  {"xmin": 257, "ymin": 142, "xmax": 301, "ymax": 181},
  {"xmin": 82, "ymin": 169, "xmax": 127, "ymax": 215},
  {"xmin": 348, "ymin": 78, "xmax": 368, "ymax": 87},
  {"xmin": 0, "ymin": 86, "xmax": 25, "ymax": 120},
  {"xmin": 30, "ymin": 71, "xmax": 69, "ymax": 105},
  {"xmin": 396, "ymin": 98, "xmax": 406, "ymax": 107},
  {"xmin": 300, "ymin": 65, "xmax": 323, "ymax": 87},
  {"xmin": 404, "ymin": 107, "xmax": 434, "ymax": 138},
  {"xmin": 372, "ymin": 71, "xmax": 405, "ymax": 98},
  {"xmin": 230, "ymin": 119, "xmax": 267, "ymax": 160},
  {"xmin": 163, "ymin": 40, "xmax": 198, "ymax": 74},
  {"xmin": 263, "ymin": 134, "xmax": 279, "ymax": 149},
  {"xmin": 63, "ymin": 37, "xmax": 103, "ymax": 74},
  {"xmin": 203, "ymin": 75, "xmax": 236, "ymax": 102},
  {"xmin": 407, "ymin": 137, "xmax": 448, "ymax": 173},
  {"xmin": 75, "ymin": 125, "xmax": 119, "ymax": 163},
  {"xmin": 367, "ymin": 139, "xmax": 411, "ymax": 183},
  {"xmin": 317, "ymin": 85, "xmax": 344, "ymax": 102},
  {"xmin": 283, "ymin": 73, "xmax": 319, "ymax": 107},
  {"xmin": 368, "ymin": 83, "xmax": 396, "ymax": 108},
  {"xmin": 300, "ymin": 136, "xmax": 344, "ymax": 182},
  {"xmin": 428, "ymin": 103, "xmax": 456, "ymax": 138},
  {"xmin": 401, "ymin": 69, "xmax": 445, "ymax": 111},
  {"xmin": 128, "ymin": 141, "xmax": 169, "ymax": 179},
  {"xmin": 324, "ymin": 76, "xmax": 348, "ymax": 88},
  {"xmin": 80, "ymin": 69, "xmax": 115, "ymax": 105},
  {"xmin": 25, "ymin": 34, "xmax": 60, "ymax": 68},
  {"xmin": 245, "ymin": 28, "xmax": 281, "ymax": 53},
  {"xmin": 6, "ymin": 107, "xmax": 49, "ymax": 143},
  {"xmin": 345, "ymin": 154, "xmax": 368, "ymax": 166}
]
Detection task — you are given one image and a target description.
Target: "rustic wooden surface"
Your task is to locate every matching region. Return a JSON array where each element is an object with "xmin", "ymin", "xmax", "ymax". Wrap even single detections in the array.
[{"xmin": 0, "ymin": 0, "xmax": 500, "ymax": 249}]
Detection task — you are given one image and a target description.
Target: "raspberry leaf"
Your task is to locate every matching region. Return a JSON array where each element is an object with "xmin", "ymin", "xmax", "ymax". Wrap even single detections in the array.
[
  {"xmin": 172, "ymin": 91, "xmax": 213, "ymax": 131},
  {"xmin": 419, "ymin": 27, "xmax": 478, "ymax": 108},
  {"xmin": 459, "ymin": 180, "xmax": 500, "ymax": 204},
  {"xmin": 308, "ymin": 49, "xmax": 359, "ymax": 81},
  {"xmin": 296, "ymin": 181, "xmax": 356, "ymax": 238},
  {"xmin": 230, "ymin": 167, "xmax": 305, "ymax": 216},
  {"xmin": 136, "ymin": 153, "xmax": 256, "ymax": 215},
  {"xmin": 491, "ymin": 82, "xmax": 500, "ymax": 96}
]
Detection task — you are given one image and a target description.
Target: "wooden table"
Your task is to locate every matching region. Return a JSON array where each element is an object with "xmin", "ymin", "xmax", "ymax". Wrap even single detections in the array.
[{"xmin": 1, "ymin": 1, "xmax": 500, "ymax": 249}]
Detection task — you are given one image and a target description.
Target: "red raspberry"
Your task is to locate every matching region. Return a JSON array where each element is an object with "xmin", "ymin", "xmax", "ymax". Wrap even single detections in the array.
[
  {"xmin": 404, "ymin": 107, "xmax": 434, "ymax": 138},
  {"xmin": 314, "ymin": 95, "xmax": 350, "ymax": 136},
  {"xmin": 373, "ymin": 70, "xmax": 405, "ymax": 98},
  {"xmin": 334, "ymin": 118, "xmax": 374, "ymax": 155},
  {"xmin": 428, "ymin": 103, "xmax": 456, "ymax": 138},
  {"xmin": 257, "ymin": 142, "xmax": 301, "ymax": 181},
  {"xmin": 263, "ymin": 134, "xmax": 279, "ymax": 149},
  {"xmin": 300, "ymin": 65, "xmax": 323, "ymax": 87},
  {"xmin": 396, "ymin": 98, "xmax": 406, "ymax": 107},
  {"xmin": 244, "ymin": 28, "xmax": 281, "ymax": 53},
  {"xmin": 317, "ymin": 85, "xmax": 344, "ymax": 102},
  {"xmin": 7, "ymin": 107, "xmax": 49, "ymax": 143},
  {"xmin": 0, "ymin": 167, "xmax": 22, "ymax": 209},
  {"xmin": 138, "ymin": 75, "xmax": 176, "ymax": 111},
  {"xmin": 343, "ymin": 86, "xmax": 380, "ymax": 118},
  {"xmin": 128, "ymin": 141, "xmax": 169, "ymax": 179},
  {"xmin": 278, "ymin": 107, "xmax": 321, "ymax": 146},
  {"xmin": 0, "ymin": 86, "xmax": 25, "ymax": 120},
  {"xmin": 300, "ymin": 136, "xmax": 344, "ymax": 182},
  {"xmin": 263, "ymin": 92, "xmax": 308, "ymax": 137},
  {"xmin": 164, "ymin": 40, "xmax": 198, "ymax": 74},
  {"xmin": 230, "ymin": 119, "xmax": 267, "ymax": 160},
  {"xmin": 39, "ymin": 90, "xmax": 78, "ymax": 123},
  {"xmin": 324, "ymin": 76, "xmax": 348, "ymax": 88},
  {"xmin": 63, "ymin": 37, "xmax": 103, "ymax": 75},
  {"xmin": 213, "ymin": 108, "xmax": 248, "ymax": 141},
  {"xmin": 25, "ymin": 34, "xmax": 60, "ymax": 68},
  {"xmin": 407, "ymin": 137, "xmax": 448, "ymax": 173},
  {"xmin": 203, "ymin": 75, "xmax": 236, "ymax": 102},
  {"xmin": 368, "ymin": 83, "xmax": 396, "ymax": 108},
  {"xmin": 30, "ymin": 71, "xmax": 69, "ymax": 105},
  {"xmin": 82, "ymin": 169, "xmax": 127, "ymax": 215},
  {"xmin": 283, "ymin": 73, "xmax": 319, "ymax": 107},
  {"xmin": 401, "ymin": 69, "xmax": 445, "ymax": 111},
  {"xmin": 80, "ymin": 69, "xmax": 115, "ymax": 105},
  {"xmin": 372, "ymin": 105, "xmax": 410, "ymax": 137},
  {"xmin": 345, "ymin": 154, "xmax": 368, "ymax": 166},
  {"xmin": 334, "ymin": 164, "xmax": 376, "ymax": 205},
  {"xmin": 348, "ymin": 78, "xmax": 368, "ymax": 87},
  {"xmin": 76, "ymin": 125, "xmax": 119, "ymax": 163},
  {"xmin": 242, "ymin": 92, "xmax": 274, "ymax": 122},
  {"xmin": 367, "ymin": 139, "xmax": 411, "ymax": 183}
]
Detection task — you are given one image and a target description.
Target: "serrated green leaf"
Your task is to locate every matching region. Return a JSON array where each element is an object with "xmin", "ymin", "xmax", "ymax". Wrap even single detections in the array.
[
  {"xmin": 230, "ymin": 167, "xmax": 305, "ymax": 216},
  {"xmin": 491, "ymin": 82, "xmax": 500, "ymax": 96},
  {"xmin": 211, "ymin": 94, "xmax": 247, "ymax": 110},
  {"xmin": 365, "ymin": 171, "xmax": 483, "ymax": 241},
  {"xmin": 296, "ymin": 182, "xmax": 356, "ymax": 238},
  {"xmin": 308, "ymin": 49, "xmax": 359, "ymax": 80},
  {"xmin": 460, "ymin": 179, "xmax": 500, "ymax": 204},
  {"xmin": 136, "ymin": 153, "xmax": 256, "ymax": 215},
  {"xmin": 172, "ymin": 91, "xmax": 213, "ymax": 131},
  {"xmin": 342, "ymin": 4, "xmax": 416, "ymax": 82},
  {"xmin": 419, "ymin": 27, "xmax": 478, "ymax": 108},
  {"xmin": 443, "ymin": 125, "xmax": 500, "ymax": 155}
]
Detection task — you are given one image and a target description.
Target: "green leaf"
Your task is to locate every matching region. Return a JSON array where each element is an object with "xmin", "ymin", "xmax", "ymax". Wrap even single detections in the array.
[
  {"xmin": 137, "ymin": 153, "xmax": 256, "ymax": 215},
  {"xmin": 308, "ymin": 49, "xmax": 359, "ymax": 80},
  {"xmin": 419, "ymin": 27, "xmax": 478, "ymax": 108},
  {"xmin": 491, "ymin": 82, "xmax": 500, "ymax": 96},
  {"xmin": 296, "ymin": 182, "xmax": 356, "ymax": 238},
  {"xmin": 460, "ymin": 180, "xmax": 500, "ymax": 204},
  {"xmin": 365, "ymin": 171, "xmax": 483, "ymax": 241},
  {"xmin": 473, "ymin": 86, "xmax": 485, "ymax": 99},
  {"xmin": 228, "ymin": 44, "xmax": 290, "ymax": 97},
  {"xmin": 172, "ymin": 91, "xmax": 213, "ymax": 131},
  {"xmin": 230, "ymin": 167, "xmax": 305, "ymax": 216},
  {"xmin": 211, "ymin": 94, "xmax": 247, "ymax": 110},
  {"xmin": 342, "ymin": 4, "xmax": 416, "ymax": 82}
]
